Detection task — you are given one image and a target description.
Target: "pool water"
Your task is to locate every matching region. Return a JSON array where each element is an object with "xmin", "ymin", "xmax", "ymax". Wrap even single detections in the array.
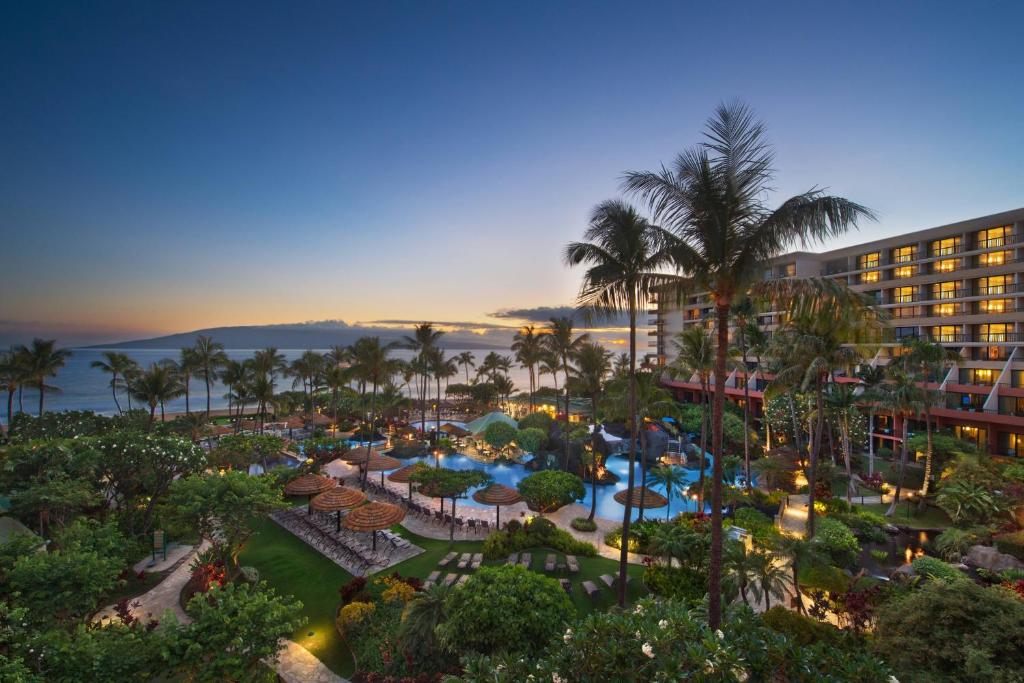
[{"xmin": 395, "ymin": 451, "xmax": 714, "ymax": 521}]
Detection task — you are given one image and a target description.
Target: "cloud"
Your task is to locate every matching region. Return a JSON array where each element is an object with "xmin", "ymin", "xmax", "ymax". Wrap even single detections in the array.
[
  {"xmin": 364, "ymin": 319, "xmax": 515, "ymax": 331},
  {"xmin": 487, "ymin": 305, "xmax": 631, "ymax": 329}
]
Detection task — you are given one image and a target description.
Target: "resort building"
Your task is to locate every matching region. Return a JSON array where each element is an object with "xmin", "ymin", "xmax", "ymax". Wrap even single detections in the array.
[{"xmin": 649, "ymin": 207, "xmax": 1024, "ymax": 458}]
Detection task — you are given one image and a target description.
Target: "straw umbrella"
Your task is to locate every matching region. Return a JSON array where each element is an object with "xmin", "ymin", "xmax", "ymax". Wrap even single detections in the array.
[
  {"xmin": 471, "ymin": 483, "xmax": 523, "ymax": 530},
  {"xmin": 283, "ymin": 473, "xmax": 337, "ymax": 512},
  {"xmin": 613, "ymin": 486, "xmax": 669, "ymax": 512},
  {"xmin": 310, "ymin": 485, "xmax": 366, "ymax": 531},
  {"xmin": 365, "ymin": 452, "xmax": 402, "ymax": 487},
  {"xmin": 388, "ymin": 463, "xmax": 427, "ymax": 499},
  {"xmin": 342, "ymin": 501, "xmax": 406, "ymax": 551},
  {"xmin": 342, "ymin": 446, "xmax": 383, "ymax": 490}
]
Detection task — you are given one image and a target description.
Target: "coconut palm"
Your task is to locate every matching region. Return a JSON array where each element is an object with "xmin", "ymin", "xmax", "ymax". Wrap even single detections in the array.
[
  {"xmin": 569, "ymin": 341, "xmax": 612, "ymax": 424},
  {"xmin": 455, "ymin": 351, "xmax": 475, "ymax": 384},
  {"xmin": 825, "ymin": 382, "xmax": 860, "ymax": 503},
  {"xmin": 219, "ymin": 360, "xmax": 248, "ymax": 429},
  {"xmin": 250, "ymin": 374, "xmax": 276, "ymax": 433},
  {"xmin": 322, "ymin": 364, "xmax": 349, "ymax": 430},
  {"xmin": 288, "ymin": 350, "xmax": 325, "ymax": 418},
  {"xmin": 624, "ymin": 101, "xmax": 874, "ymax": 628},
  {"xmin": 428, "ymin": 348, "xmax": 459, "ymax": 433},
  {"xmin": 476, "ymin": 351, "xmax": 512, "ymax": 384},
  {"xmin": 773, "ymin": 535, "xmax": 821, "ymax": 615},
  {"xmin": 491, "ymin": 374, "xmax": 515, "ymax": 410},
  {"xmin": 723, "ymin": 539, "xmax": 758, "ymax": 606},
  {"xmin": 900, "ymin": 337, "xmax": 960, "ymax": 498},
  {"xmin": 512, "ymin": 326, "xmax": 546, "ymax": 412},
  {"xmin": 565, "ymin": 200, "xmax": 678, "ymax": 605},
  {"xmin": 748, "ymin": 548, "xmax": 789, "ymax": 611},
  {"xmin": 648, "ymin": 464, "xmax": 687, "ymax": 520},
  {"xmin": 542, "ymin": 318, "xmax": 589, "ymax": 470},
  {"xmin": 731, "ymin": 297, "xmax": 761, "ymax": 489},
  {"xmin": 0, "ymin": 349, "xmax": 25, "ymax": 433},
  {"xmin": 130, "ymin": 362, "xmax": 184, "ymax": 427},
  {"xmin": 400, "ymin": 583, "xmax": 451, "ymax": 656},
  {"xmin": 254, "ymin": 347, "xmax": 288, "ymax": 393},
  {"xmin": 90, "ymin": 350, "xmax": 138, "ymax": 414},
  {"xmin": 191, "ymin": 335, "xmax": 227, "ymax": 416},
  {"xmin": 174, "ymin": 347, "xmax": 201, "ymax": 415},
  {"xmin": 538, "ymin": 352, "xmax": 561, "ymax": 401},
  {"xmin": 670, "ymin": 324, "xmax": 715, "ymax": 509},
  {"xmin": 403, "ymin": 323, "xmax": 444, "ymax": 433},
  {"xmin": 880, "ymin": 367, "xmax": 924, "ymax": 516},
  {"xmin": 15, "ymin": 338, "xmax": 71, "ymax": 415},
  {"xmin": 856, "ymin": 364, "xmax": 887, "ymax": 477},
  {"xmin": 350, "ymin": 337, "xmax": 401, "ymax": 489}
]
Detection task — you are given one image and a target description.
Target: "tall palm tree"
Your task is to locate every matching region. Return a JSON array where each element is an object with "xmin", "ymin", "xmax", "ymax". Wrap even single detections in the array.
[
  {"xmin": 350, "ymin": 337, "xmax": 401, "ymax": 488},
  {"xmin": 648, "ymin": 464, "xmax": 687, "ymax": 520},
  {"xmin": 130, "ymin": 362, "xmax": 184, "ymax": 427},
  {"xmin": 856, "ymin": 364, "xmax": 887, "ymax": 477},
  {"xmin": 16, "ymin": 338, "xmax": 72, "ymax": 415},
  {"xmin": 774, "ymin": 535, "xmax": 821, "ymax": 615},
  {"xmin": 670, "ymin": 324, "xmax": 715, "ymax": 510},
  {"xmin": 219, "ymin": 360, "xmax": 248, "ymax": 430},
  {"xmin": 0, "ymin": 349, "xmax": 24, "ymax": 433},
  {"xmin": 192, "ymin": 335, "xmax": 227, "ymax": 416},
  {"xmin": 624, "ymin": 102, "xmax": 874, "ymax": 628},
  {"xmin": 250, "ymin": 374, "xmax": 276, "ymax": 434},
  {"xmin": 565, "ymin": 199, "xmax": 674, "ymax": 606},
  {"xmin": 254, "ymin": 347, "xmax": 288, "ymax": 393},
  {"xmin": 403, "ymin": 323, "xmax": 444, "ymax": 433},
  {"xmin": 492, "ymin": 374, "xmax": 515, "ymax": 410},
  {"xmin": 428, "ymin": 348, "xmax": 458, "ymax": 433},
  {"xmin": 289, "ymin": 350, "xmax": 325, "ymax": 418},
  {"xmin": 900, "ymin": 337, "xmax": 960, "ymax": 498},
  {"xmin": 825, "ymin": 383, "xmax": 860, "ymax": 503},
  {"xmin": 542, "ymin": 317, "xmax": 589, "ymax": 471},
  {"xmin": 89, "ymin": 350, "xmax": 137, "ymax": 414},
  {"xmin": 322, "ymin": 364, "xmax": 349, "ymax": 430},
  {"xmin": 723, "ymin": 539, "xmax": 757, "ymax": 606},
  {"xmin": 512, "ymin": 326, "xmax": 545, "ymax": 412},
  {"xmin": 538, "ymin": 352, "xmax": 561, "ymax": 404},
  {"xmin": 731, "ymin": 297, "xmax": 761, "ymax": 489},
  {"xmin": 455, "ymin": 351, "xmax": 475, "ymax": 384},
  {"xmin": 569, "ymin": 341, "xmax": 612, "ymax": 424},
  {"xmin": 880, "ymin": 367, "xmax": 924, "ymax": 516},
  {"xmin": 748, "ymin": 548, "xmax": 789, "ymax": 611},
  {"xmin": 175, "ymin": 347, "xmax": 201, "ymax": 415}
]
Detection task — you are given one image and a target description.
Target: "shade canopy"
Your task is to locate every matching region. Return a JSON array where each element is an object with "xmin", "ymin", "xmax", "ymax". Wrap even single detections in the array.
[
  {"xmin": 342, "ymin": 501, "xmax": 406, "ymax": 532},
  {"xmin": 465, "ymin": 411, "xmax": 517, "ymax": 435},
  {"xmin": 439, "ymin": 423, "xmax": 470, "ymax": 437},
  {"xmin": 472, "ymin": 483, "xmax": 523, "ymax": 507},
  {"xmin": 309, "ymin": 486, "xmax": 366, "ymax": 512},
  {"xmin": 342, "ymin": 446, "xmax": 383, "ymax": 464},
  {"xmin": 613, "ymin": 486, "xmax": 669, "ymax": 509},
  {"xmin": 364, "ymin": 453, "xmax": 402, "ymax": 472},
  {"xmin": 387, "ymin": 464, "xmax": 426, "ymax": 484},
  {"xmin": 283, "ymin": 473, "xmax": 336, "ymax": 496}
]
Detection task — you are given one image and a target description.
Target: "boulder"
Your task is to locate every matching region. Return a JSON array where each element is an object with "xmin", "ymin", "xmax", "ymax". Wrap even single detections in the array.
[
  {"xmin": 890, "ymin": 563, "xmax": 915, "ymax": 582},
  {"xmin": 963, "ymin": 544, "xmax": 1024, "ymax": 573}
]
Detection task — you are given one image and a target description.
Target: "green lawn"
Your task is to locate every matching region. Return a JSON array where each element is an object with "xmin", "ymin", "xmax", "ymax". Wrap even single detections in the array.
[
  {"xmin": 856, "ymin": 501, "xmax": 952, "ymax": 529},
  {"xmin": 857, "ymin": 453, "xmax": 925, "ymax": 489}
]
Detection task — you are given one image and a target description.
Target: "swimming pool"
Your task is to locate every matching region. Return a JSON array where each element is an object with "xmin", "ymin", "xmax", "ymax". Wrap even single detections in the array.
[{"xmin": 393, "ymin": 451, "xmax": 715, "ymax": 521}]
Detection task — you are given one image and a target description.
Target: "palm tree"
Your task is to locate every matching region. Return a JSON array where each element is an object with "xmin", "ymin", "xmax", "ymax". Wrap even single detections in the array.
[
  {"xmin": 16, "ymin": 338, "xmax": 72, "ymax": 415},
  {"xmin": 455, "ymin": 351, "xmax": 475, "ymax": 384},
  {"xmin": 624, "ymin": 101, "xmax": 874, "ymax": 628},
  {"xmin": 543, "ymin": 317, "xmax": 589, "ymax": 471},
  {"xmin": 89, "ymin": 351, "xmax": 137, "ymax": 414},
  {"xmin": 130, "ymin": 362, "xmax": 184, "ymax": 427},
  {"xmin": 399, "ymin": 583, "xmax": 450, "ymax": 657},
  {"xmin": 350, "ymin": 337, "xmax": 401, "ymax": 488},
  {"xmin": 570, "ymin": 341, "xmax": 612, "ymax": 424},
  {"xmin": 731, "ymin": 297, "xmax": 761, "ymax": 489},
  {"xmin": 512, "ymin": 326, "xmax": 546, "ymax": 412},
  {"xmin": 669, "ymin": 324, "xmax": 714, "ymax": 510},
  {"xmin": 322, "ymin": 364, "xmax": 349, "ymax": 430},
  {"xmin": 538, "ymin": 352, "xmax": 561, "ymax": 405},
  {"xmin": 825, "ymin": 382, "xmax": 859, "ymax": 503},
  {"xmin": 612, "ymin": 352, "xmax": 630, "ymax": 379},
  {"xmin": 723, "ymin": 539, "xmax": 757, "ymax": 606},
  {"xmin": 192, "ymin": 335, "xmax": 227, "ymax": 416},
  {"xmin": 403, "ymin": 323, "xmax": 444, "ymax": 433},
  {"xmin": 748, "ymin": 548, "xmax": 789, "ymax": 611},
  {"xmin": 428, "ymin": 348, "xmax": 458, "ymax": 433},
  {"xmin": 648, "ymin": 464, "xmax": 687, "ymax": 520},
  {"xmin": 174, "ymin": 347, "xmax": 201, "ymax": 415},
  {"xmin": 880, "ymin": 367, "xmax": 924, "ymax": 516},
  {"xmin": 0, "ymin": 349, "xmax": 24, "ymax": 433},
  {"xmin": 288, "ymin": 350, "xmax": 325, "ymax": 419},
  {"xmin": 475, "ymin": 351, "xmax": 512, "ymax": 384},
  {"xmin": 250, "ymin": 374, "xmax": 276, "ymax": 433},
  {"xmin": 856, "ymin": 364, "xmax": 886, "ymax": 477},
  {"xmin": 254, "ymin": 347, "xmax": 288, "ymax": 394},
  {"xmin": 900, "ymin": 337, "xmax": 959, "ymax": 498},
  {"xmin": 774, "ymin": 535, "xmax": 820, "ymax": 615},
  {"xmin": 565, "ymin": 199, "xmax": 674, "ymax": 606},
  {"xmin": 492, "ymin": 374, "xmax": 515, "ymax": 410},
  {"xmin": 219, "ymin": 360, "xmax": 248, "ymax": 429}
]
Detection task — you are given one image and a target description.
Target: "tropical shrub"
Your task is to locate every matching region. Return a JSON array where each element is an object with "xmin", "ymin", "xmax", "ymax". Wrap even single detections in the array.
[
  {"xmin": 481, "ymin": 516, "xmax": 595, "ymax": 559},
  {"xmin": 515, "ymin": 411, "xmax": 553, "ymax": 433},
  {"xmin": 482, "ymin": 421, "xmax": 517, "ymax": 450},
  {"xmin": 910, "ymin": 556, "xmax": 969, "ymax": 583},
  {"xmin": 874, "ymin": 580, "xmax": 1024, "ymax": 682},
  {"xmin": 732, "ymin": 507, "xmax": 775, "ymax": 539},
  {"xmin": 570, "ymin": 517, "xmax": 597, "ymax": 532},
  {"xmin": 830, "ymin": 511, "xmax": 886, "ymax": 543},
  {"xmin": 934, "ymin": 526, "xmax": 990, "ymax": 562},
  {"xmin": 437, "ymin": 565, "xmax": 572, "ymax": 656},
  {"xmin": 995, "ymin": 530, "xmax": 1024, "ymax": 562},
  {"xmin": 642, "ymin": 563, "xmax": 706, "ymax": 601},
  {"xmin": 762, "ymin": 605, "xmax": 843, "ymax": 646},
  {"xmin": 812, "ymin": 517, "xmax": 861, "ymax": 568},
  {"xmin": 514, "ymin": 427, "xmax": 546, "ymax": 454},
  {"xmin": 516, "ymin": 471, "xmax": 584, "ymax": 512},
  {"xmin": 337, "ymin": 601, "xmax": 376, "ymax": 632}
]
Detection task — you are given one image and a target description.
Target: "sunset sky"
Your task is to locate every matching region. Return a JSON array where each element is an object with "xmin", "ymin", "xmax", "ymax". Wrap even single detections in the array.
[{"xmin": 3, "ymin": 1, "xmax": 1023, "ymax": 346}]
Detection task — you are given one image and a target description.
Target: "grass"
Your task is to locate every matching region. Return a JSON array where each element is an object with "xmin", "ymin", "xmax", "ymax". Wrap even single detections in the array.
[
  {"xmin": 857, "ymin": 501, "xmax": 952, "ymax": 529},
  {"xmin": 238, "ymin": 518, "xmax": 355, "ymax": 678},
  {"xmin": 857, "ymin": 453, "xmax": 925, "ymax": 489}
]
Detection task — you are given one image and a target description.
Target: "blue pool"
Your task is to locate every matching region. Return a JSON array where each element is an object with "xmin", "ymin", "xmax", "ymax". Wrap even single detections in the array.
[{"xmin": 394, "ymin": 451, "xmax": 715, "ymax": 521}]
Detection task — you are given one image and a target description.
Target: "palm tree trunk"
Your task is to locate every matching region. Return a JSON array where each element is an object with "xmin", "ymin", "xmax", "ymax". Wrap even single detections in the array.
[
  {"xmin": 436, "ymin": 376, "xmax": 441, "ymax": 435},
  {"xmin": 697, "ymin": 381, "xmax": 708, "ymax": 510},
  {"xmin": 563, "ymin": 358, "xmax": 571, "ymax": 471},
  {"xmin": 807, "ymin": 376, "xmax": 824, "ymax": 538},
  {"xmin": 112, "ymin": 373, "xmax": 123, "ymax": 414},
  {"xmin": 792, "ymin": 563, "xmax": 804, "ymax": 614},
  {"xmin": 205, "ymin": 371, "xmax": 212, "ymax": 416},
  {"xmin": 741, "ymin": 347, "xmax": 751, "ymax": 490},
  {"xmin": 920, "ymin": 405, "xmax": 934, "ymax": 497},
  {"xmin": 638, "ymin": 430, "xmax": 648, "ymax": 522},
  {"xmin": 867, "ymin": 408, "xmax": 875, "ymax": 477},
  {"xmin": 843, "ymin": 416, "xmax": 855, "ymax": 503},
  {"xmin": 887, "ymin": 417, "xmax": 909, "ymax": 516},
  {"xmin": 450, "ymin": 497, "xmax": 457, "ymax": 541},
  {"xmin": 184, "ymin": 377, "xmax": 191, "ymax": 415},
  {"xmin": 362, "ymin": 381, "xmax": 379, "ymax": 491},
  {"xmin": 37, "ymin": 380, "xmax": 45, "ymax": 416},
  {"xmin": 708, "ymin": 302, "xmax": 729, "ymax": 631},
  {"xmin": 616, "ymin": 300, "xmax": 638, "ymax": 608},
  {"xmin": 6, "ymin": 389, "xmax": 14, "ymax": 436}
]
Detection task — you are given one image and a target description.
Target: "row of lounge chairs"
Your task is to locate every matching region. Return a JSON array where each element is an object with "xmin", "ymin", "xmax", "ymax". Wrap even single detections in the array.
[
  {"xmin": 272, "ymin": 507, "xmax": 389, "ymax": 574},
  {"xmin": 363, "ymin": 480, "xmax": 494, "ymax": 535},
  {"xmin": 506, "ymin": 552, "xmax": 580, "ymax": 574},
  {"xmin": 423, "ymin": 552, "xmax": 485, "ymax": 588},
  {"xmin": 581, "ymin": 573, "xmax": 633, "ymax": 599}
]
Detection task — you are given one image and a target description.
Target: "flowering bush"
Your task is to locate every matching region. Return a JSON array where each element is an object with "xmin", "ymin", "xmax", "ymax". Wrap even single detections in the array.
[{"xmin": 337, "ymin": 601, "xmax": 376, "ymax": 632}]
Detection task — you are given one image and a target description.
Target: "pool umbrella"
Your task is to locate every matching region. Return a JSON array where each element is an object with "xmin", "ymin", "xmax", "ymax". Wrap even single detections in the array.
[
  {"xmin": 310, "ymin": 485, "xmax": 367, "ymax": 531},
  {"xmin": 439, "ymin": 423, "xmax": 470, "ymax": 438},
  {"xmin": 342, "ymin": 501, "xmax": 406, "ymax": 551},
  {"xmin": 364, "ymin": 452, "xmax": 402, "ymax": 486},
  {"xmin": 342, "ymin": 446, "xmax": 382, "ymax": 464},
  {"xmin": 284, "ymin": 473, "xmax": 336, "ymax": 512},
  {"xmin": 613, "ymin": 486, "xmax": 669, "ymax": 510},
  {"xmin": 471, "ymin": 483, "xmax": 523, "ymax": 529},
  {"xmin": 388, "ymin": 463, "xmax": 427, "ymax": 499}
]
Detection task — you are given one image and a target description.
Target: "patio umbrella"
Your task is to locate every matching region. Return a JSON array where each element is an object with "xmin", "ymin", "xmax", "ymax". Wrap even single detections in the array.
[
  {"xmin": 439, "ymin": 423, "xmax": 470, "ymax": 438},
  {"xmin": 364, "ymin": 452, "xmax": 402, "ymax": 486},
  {"xmin": 310, "ymin": 485, "xmax": 366, "ymax": 531},
  {"xmin": 342, "ymin": 446, "xmax": 383, "ymax": 465},
  {"xmin": 388, "ymin": 463, "xmax": 427, "ymax": 499},
  {"xmin": 471, "ymin": 483, "xmax": 523, "ymax": 529},
  {"xmin": 613, "ymin": 486, "xmax": 669, "ymax": 510},
  {"xmin": 283, "ymin": 473, "xmax": 336, "ymax": 512},
  {"xmin": 342, "ymin": 501, "xmax": 406, "ymax": 551}
]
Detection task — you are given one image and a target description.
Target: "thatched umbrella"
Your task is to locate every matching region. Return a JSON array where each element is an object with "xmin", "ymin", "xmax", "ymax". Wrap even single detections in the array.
[
  {"xmin": 342, "ymin": 446, "xmax": 382, "ymax": 465},
  {"xmin": 471, "ymin": 483, "xmax": 523, "ymax": 529},
  {"xmin": 388, "ymin": 463, "xmax": 426, "ymax": 499},
  {"xmin": 365, "ymin": 452, "xmax": 402, "ymax": 486},
  {"xmin": 310, "ymin": 486, "xmax": 366, "ymax": 531},
  {"xmin": 613, "ymin": 486, "xmax": 669, "ymax": 511},
  {"xmin": 342, "ymin": 501, "xmax": 406, "ymax": 551},
  {"xmin": 439, "ymin": 423, "xmax": 470, "ymax": 438},
  {"xmin": 284, "ymin": 473, "xmax": 336, "ymax": 512}
]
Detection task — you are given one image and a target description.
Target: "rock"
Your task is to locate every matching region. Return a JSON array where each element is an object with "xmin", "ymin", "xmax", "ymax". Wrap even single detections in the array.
[
  {"xmin": 963, "ymin": 545, "xmax": 1024, "ymax": 573},
  {"xmin": 883, "ymin": 524, "xmax": 900, "ymax": 534},
  {"xmin": 890, "ymin": 564, "xmax": 915, "ymax": 581}
]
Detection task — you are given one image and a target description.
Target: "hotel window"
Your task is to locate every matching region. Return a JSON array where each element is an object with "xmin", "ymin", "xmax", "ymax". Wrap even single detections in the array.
[
  {"xmin": 932, "ymin": 281, "xmax": 958, "ymax": 300},
  {"xmin": 931, "ymin": 236, "xmax": 961, "ymax": 256},
  {"xmin": 895, "ymin": 326, "xmax": 917, "ymax": 340},
  {"xmin": 980, "ymin": 323, "xmax": 1009, "ymax": 342},
  {"xmin": 931, "ymin": 302, "xmax": 957, "ymax": 317},
  {"xmin": 978, "ymin": 275, "xmax": 1008, "ymax": 295},
  {"xmin": 893, "ymin": 286, "xmax": 916, "ymax": 303},
  {"xmin": 780, "ymin": 263, "xmax": 796, "ymax": 277},
  {"xmin": 891, "ymin": 245, "xmax": 916, "ymax": 263},
  {"xmin": 858, "ymin": 252, "xmax": 880, "ymax": 283},
  {"xmin": 997, "ymin": 432, "xmax": 1024, "ymax": 456},
  {"xmin": 932, "ymin": 258, "xmax": 959, "ymax": 274},
  {"xmin": 892, "ymin": 306, "xmax": 917, "ymax": 319},
  {"xmin": 978, "ymin": 250, "xmax": 1012, "ymax": 267},
  {"xmin": 954, "ymin": 425, "xmax": 987, "ymax": 451},
  {"xmin": 931, "ymin": 325, "xmax": 960, "ymax": 342},
  {"xmin": 979, "ymin": 299, "xmax": 1012, "ymax": 314},
  {"xmin": 977, "ymin": 225, "xmax": 1012, "ymax": 249},
  {"xmin": 960, "ymin": 368, "xmax": 995, "ymax": 386},
  {"xmin": 893, "ymin": 265, "xmax": 915, "ymax": 279}
]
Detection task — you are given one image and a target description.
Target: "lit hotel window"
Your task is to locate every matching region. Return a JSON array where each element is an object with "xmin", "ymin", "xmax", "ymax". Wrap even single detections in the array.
[
  {"xmin": 931, "ymin": 237, "xmax": 960, "ymax": 256},
  {"xmin": 934, "ymin": 258, "xmax": 958, "ymax": 273},
  {"xmin": 858, "ymin": 252, "xmax": 880, "ymax": 283},
  {"xmin": 781, "ymin": 263, "xmax": 796, "ymax": 277},
  {"xmin": 932, "ymin": 303, "xmax": 956, "ymax": 317},
  {"xmin": 932, "ymin": 281, "xmax": 958, "ymax": 299},
  {"xmin": 977, "ymin": 225, "xmax": 1011, "ymax": 249},
  {"xmin": 973, "ymin": 369, "xmax": 994, "ymax": 385},
  {"xmin": 892, "ymin": 245, "xmax": 915, "ymax": 263},
  {"xmin": 893, "ymin": 286, "xmax": 916, "ymax": 303},
  {"xmin": 978, "ymin": 250, "xmax": 1011, "ymax": 267},
  {"xmin": 979, "ymin": 299, "xmax": 1011, "ymax": 313},
  {"xmin": 860, "ymin": 270, "xmax": 880, "ymax": 284},
  {"xmin": 979, "ymin": 275, "xmax": 1007, "ymax": 295},
  {"xmin": 981, "ymin": 323, "xmax": 1009, "ymax": 342},
  {"xmin": 931, "ymin": 325, "xmax": 959, "ymax": 342},
  {"xmin": 894, "ymin": 265, "xmax": 914, "ymax": 279}
]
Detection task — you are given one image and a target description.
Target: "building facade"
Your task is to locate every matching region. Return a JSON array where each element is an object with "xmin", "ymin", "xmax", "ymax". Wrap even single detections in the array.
[{"xmin": 649, "ymin": 207, "xmax": 1024, "ymax": 457}]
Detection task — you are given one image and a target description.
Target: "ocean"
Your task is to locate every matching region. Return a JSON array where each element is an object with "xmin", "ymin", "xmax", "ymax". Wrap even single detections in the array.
[{"xmin": 2, "ymin": 347, "xmax": 541, "ymax": 423}]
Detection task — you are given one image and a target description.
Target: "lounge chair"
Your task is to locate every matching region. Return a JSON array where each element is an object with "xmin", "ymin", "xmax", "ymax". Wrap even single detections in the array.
[
  {"xmin": 438, "ymin": 551, "xmax": 457, "ymax": 567},
  {"xmin": 599, "ymin": 574, "xmax": 615, "ymax": 589},
  {"xmin": 444, "ymin": 573, "xmax": 459, "ymax": 587},
  {"xmin": 425, "ymin": 571, "xmax": 440, "ymax": 587},
  {"xmin": 559, "ymin": 579, "xmax": 572, "ymax": 594},
  {"xmin": 518, "ymin": 553, "xmax": 532, "ymax": 569},
  {"xmin": 456, "ymin": 553, "xmax": 471, "ymax": 569},
  {"xmin": 506, "ymin": 552, "xmax": 518, "ymax": 565},
  {"xmin": 582, "ymin": 580, "xmax": 600, "ymax": 599},
  {"xmin": 456, "ymin": 574, "xmax": 470, "ymax": 586},
  {"xmin": 544, "ymin": 554, "xmax": 556, "ymax": 572},
  {"xmin": 470, "ymin": 553, "xmax": 483, "ymax": 570},
  {"xmin": 566, "ymin": 555, "xmax": 580, "ymax": 573}
]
